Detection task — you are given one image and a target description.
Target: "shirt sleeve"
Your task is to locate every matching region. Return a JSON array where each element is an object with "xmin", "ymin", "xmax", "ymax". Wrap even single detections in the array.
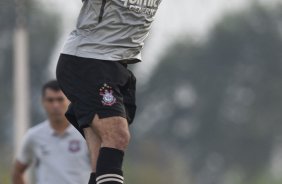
[{"xmin": 16, "ymin": 130, "xmax": 34, "ymax": 165}]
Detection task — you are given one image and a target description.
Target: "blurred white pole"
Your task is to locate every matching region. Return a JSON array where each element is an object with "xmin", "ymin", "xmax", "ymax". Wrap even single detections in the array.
[
  {"xmin": 13, "ymin": 0, "xmax": 31, "ymax": 182},
  {"xmin": 13, "ymin": 0, "xmax": 30, "ymax": 155}
]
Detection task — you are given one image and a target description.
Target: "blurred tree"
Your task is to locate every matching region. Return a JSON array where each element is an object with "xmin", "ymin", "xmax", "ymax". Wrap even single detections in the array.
[
  {"xmin": 128, "ymin": 3, "xmax": 282, "ymax": 184},
  {"xmin": 0, "ymin": 0, "xmax": 59, "ymax": 141},
  {"xmin": 0, "ymin": 0, "xmax": 59, "ymax": 183},
  {"xmin": 0, "ymin": 0, "xmax": 16, "ymax": 143}
]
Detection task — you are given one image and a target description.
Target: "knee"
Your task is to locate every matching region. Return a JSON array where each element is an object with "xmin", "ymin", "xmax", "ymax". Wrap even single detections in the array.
[
  {"xmin": 103, "ymin": 129, "xmax": 130, "ymax": 150},
  {"xmin": 115, "ymin": 129, "xmax": 131, "ymax": 149},
  {"xmin": 99, "ymin": 119, "xmax": 131, "ymax": 150}
]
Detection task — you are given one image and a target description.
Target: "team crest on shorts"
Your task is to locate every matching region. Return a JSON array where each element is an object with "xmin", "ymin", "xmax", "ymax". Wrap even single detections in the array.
[
  {"xmin": 69, "ymin": 140, "xmax": 81, "ymax": 153},
  {"xmin": 99, "ymin": 83, "xmax": 116, "ymax": 106}
]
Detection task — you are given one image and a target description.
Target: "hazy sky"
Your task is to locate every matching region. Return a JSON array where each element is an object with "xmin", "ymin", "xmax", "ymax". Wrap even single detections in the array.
[{"xmin": 40, "ymin": 0, "xmax": 281, "ymax": 82}]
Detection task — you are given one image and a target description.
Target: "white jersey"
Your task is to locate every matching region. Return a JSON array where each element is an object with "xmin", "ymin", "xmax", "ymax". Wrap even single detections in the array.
[
  {"xmin": 16, "ymin": 120, "xmax": 91, "ymax": 184},
  {"xmin": 62, "ymin": 0, "xmax": 162, "ymax": 63}
]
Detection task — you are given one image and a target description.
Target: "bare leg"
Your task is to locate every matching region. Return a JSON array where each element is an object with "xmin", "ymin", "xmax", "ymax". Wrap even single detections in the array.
[
  {"xmin": 83, "ymin": 127, "xmax": 102, "ymax": 172},
  {"xmin": 91, "ymin": 115, "xmax": 130, "ymax": 151},
  {"xmin": 86, "ymin": 114, "xmax": 130, "ymax": 184}
]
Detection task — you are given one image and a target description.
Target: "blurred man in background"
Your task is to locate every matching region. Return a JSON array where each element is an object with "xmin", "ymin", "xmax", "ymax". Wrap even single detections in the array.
[{"xmin": 12, "ymin": 80, "xmax": 91, "ymax": 184}]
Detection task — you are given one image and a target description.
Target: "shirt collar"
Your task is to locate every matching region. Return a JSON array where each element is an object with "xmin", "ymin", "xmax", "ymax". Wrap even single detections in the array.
[{"xmin": 46, "ymin": 120, "xmax": 73, "ymax": 137}]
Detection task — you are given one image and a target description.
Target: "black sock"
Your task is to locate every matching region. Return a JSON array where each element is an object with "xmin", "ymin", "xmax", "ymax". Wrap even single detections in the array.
[
  {"xmin": 88, "ymin": 172, "xmax": 96, "ymax": 184},
  {"xmin": 96, "ymin": 147, "xmax": 124, "ymax": 184}
]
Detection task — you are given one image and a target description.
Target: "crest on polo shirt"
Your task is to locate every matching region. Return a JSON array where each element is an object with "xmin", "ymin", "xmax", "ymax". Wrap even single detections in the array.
[
  {"xmin": 68, "ymin": 140, "xmax": 81, "ymax": 153},
  {"xmin": 99, "ymin": 83, "xmax": 116, "ymax": 106}
]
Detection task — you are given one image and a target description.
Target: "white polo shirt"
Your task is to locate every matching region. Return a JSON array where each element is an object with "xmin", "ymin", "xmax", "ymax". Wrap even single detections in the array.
[{"xmin": 16, "ymin": 120, "xmax": 91, "ymax": 184}]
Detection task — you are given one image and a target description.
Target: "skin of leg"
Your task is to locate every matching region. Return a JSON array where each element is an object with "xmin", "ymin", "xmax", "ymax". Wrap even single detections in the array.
[
  {"xmin": 91, "ymin": 114, "xmax": 130, "ymax": 151},
  {"xmin": 83, "ymin": 127, "xmax": 102, "ymax": 172}
]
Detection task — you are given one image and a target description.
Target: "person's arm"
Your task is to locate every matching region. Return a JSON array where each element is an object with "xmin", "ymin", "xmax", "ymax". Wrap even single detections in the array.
[
  {"xmin": 12, "ymin": 160, "xmax": 29, "ymax": 184},
  {"xmin": 11, "ymin": 130, "xmax": 34, "ymax": 184}
]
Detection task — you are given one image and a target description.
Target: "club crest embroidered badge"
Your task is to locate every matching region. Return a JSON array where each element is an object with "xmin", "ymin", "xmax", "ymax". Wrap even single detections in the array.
[
  {"xmin": 99, "ymin": 83, "xmax": 117, "ymax": 106},
  {"xmin": 69, "ymin": 140, "xmax": 81, "ymax": 153}
]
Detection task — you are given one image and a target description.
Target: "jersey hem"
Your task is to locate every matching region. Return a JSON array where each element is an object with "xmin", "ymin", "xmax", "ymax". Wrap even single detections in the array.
[{"xmin": 61, "ymin": 50, "xmax": 142, "ymax": 64}]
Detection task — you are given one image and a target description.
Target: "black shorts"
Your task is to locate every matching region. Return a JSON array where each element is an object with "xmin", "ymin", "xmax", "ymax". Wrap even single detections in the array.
[{"xmin": 56, "ymin": 54, "xmax": 137, "ymax": 136}]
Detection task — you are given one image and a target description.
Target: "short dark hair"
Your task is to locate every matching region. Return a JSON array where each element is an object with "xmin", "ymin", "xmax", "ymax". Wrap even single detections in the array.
[{"xmin": 42, "ymin": 80, "xmax": 61, "ymax": 96}]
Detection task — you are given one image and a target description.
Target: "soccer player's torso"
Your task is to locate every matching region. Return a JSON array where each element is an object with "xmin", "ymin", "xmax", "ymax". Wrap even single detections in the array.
[
  {"xmin": 62, "ymin": 0, "xmax": 162, "ymax": 62},
  {"xmin": 77, "ymin": 0, "xmax": 160, "ymax": 29}
]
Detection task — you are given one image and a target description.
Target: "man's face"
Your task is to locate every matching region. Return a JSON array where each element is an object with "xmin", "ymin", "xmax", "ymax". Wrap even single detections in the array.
[{"xmin": 42, "ymin": 89, "xmax": 69, "ymax": 121}]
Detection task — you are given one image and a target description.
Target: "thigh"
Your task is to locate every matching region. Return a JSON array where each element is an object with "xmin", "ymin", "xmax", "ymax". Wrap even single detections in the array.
[{"xmin": 56, "ymin": 54, "xmax": 131, "ymax": 129}]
